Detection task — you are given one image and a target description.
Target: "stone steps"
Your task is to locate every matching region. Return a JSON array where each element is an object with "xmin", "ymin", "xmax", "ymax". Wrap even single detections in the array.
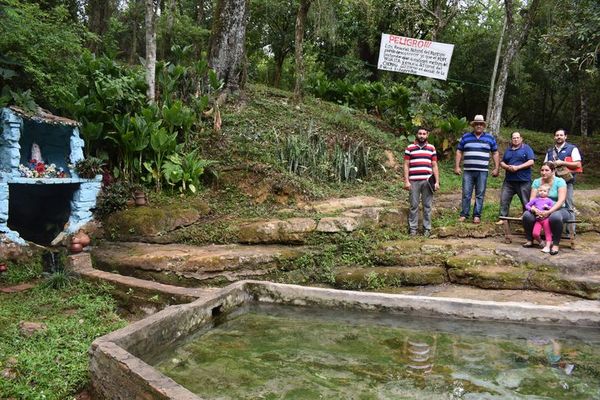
[
  {"xmin": 91, "ymin": 241, "xmax": 310, "ymax": 286},
  {"xmin": 86, "ymin": 232, "xmax": 600, "ymax": 300},
  {"xmin": 84, "ymin": 194, "xmax": 600, "ymax": 300},
  {"xmin": 332, "ymin": 235, "xmax": 600, "ymax": 299},
  {"xmin": 98, "ymin": 194, "xmax": 600, "ymax": 246}
]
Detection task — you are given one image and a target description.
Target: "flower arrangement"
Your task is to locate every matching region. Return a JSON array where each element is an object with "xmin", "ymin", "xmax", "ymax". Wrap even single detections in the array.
[{"xmin": 18, "ymin": 159, "xmax": 66, "ymax": 178}]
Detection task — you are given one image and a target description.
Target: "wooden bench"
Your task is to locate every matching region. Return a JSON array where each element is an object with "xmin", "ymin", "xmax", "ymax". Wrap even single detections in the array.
[{"xmin": 498, "ymin": 216, "xmax": 581, "ymax": 249}]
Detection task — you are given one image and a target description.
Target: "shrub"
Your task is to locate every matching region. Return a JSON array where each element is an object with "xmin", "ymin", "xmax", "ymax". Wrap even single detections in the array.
[
  {"xmin": 74, "ymin": 157, "xmax": 104, "ymax": 179},
  {"xmin": 94, "ymin": 181, "xmax": 134, "ymax": 219}
]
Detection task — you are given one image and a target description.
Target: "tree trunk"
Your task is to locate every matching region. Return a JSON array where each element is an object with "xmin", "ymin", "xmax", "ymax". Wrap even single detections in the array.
[
  {"xmin": 488, "ymin": 0, "xmax": 540, "ymax": 136},
  {"xmin": 87, "ymin": 0, "xmax": 114, "ymax": 53},
  {"xmin": 129, "ymin": 0, "xmax": 142, "ymax": 65},
  {"xmin": 197, "ymin": 0, "xmax": 205, "ymax": 25},
  {"xmin": 208, "ymin": 0, "xmax": 249, "ymax": 93},
  {"xmin": 570, "ymin": 95, "xmax": 578, "ymax": 134},
  {"xmin": 580, "ymin": 86, "xmax": 588, "ymax": 137},
  {"xmin": 273, "ymin": 52, "xmax": 286, "ymax": 88},
  {"xmin": 163, "ymin": 0, "xmax": 177, "ymax": 59},
  {"xmin": 130, "ymin": 14, "xmax": 138, "ymax": 65},
  {"xmin": 486, "ymin": 16, "xmax": 506, "ymax": 123},
  {"xmin": 145, "ymin": 0, "xmax": 159, "ymax": 103},
  {"xmin": 540, "ymin": 85, "xmax": 546, "ymax": 131},
  {"xmin": 293, "ymin": 0, "xmax": 311, "ymax": 102}
]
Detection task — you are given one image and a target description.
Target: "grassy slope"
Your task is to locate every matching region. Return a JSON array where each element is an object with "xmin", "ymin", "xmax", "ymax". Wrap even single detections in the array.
[
  {"xmin": 186, "ymin": 85, "xmax": 599, "ymax": 222},
  {"xmin": 202, "ymin": 84, "xmax": 408, "ymax": 199}
]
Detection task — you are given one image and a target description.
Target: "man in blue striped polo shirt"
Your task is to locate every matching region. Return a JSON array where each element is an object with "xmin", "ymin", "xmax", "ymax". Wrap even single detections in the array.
[{"xmin": 454, "ymin": 115, "xmax": 499, "ymax": 224}]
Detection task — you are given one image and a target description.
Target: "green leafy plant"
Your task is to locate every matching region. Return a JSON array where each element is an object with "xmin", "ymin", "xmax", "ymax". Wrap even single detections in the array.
[
  {"xmin": 0, "ymin": 282, "xmax": 125, "ymax": 399},
  {"xmin": 433, "ymin": 116, "xmax": 470, "ymax": 159},
  {"xmin": 162, "ymin": 148, "xmax": 214, "ymax": 193},
  {"xmin": 94, "ymin": 181, "xmax": 134, "ymax": 219},
  {"xmin": 74, "ymin": 157, "xmax": 104, "ymax": 179},
  {"xmin": 0, "ymin": 259, "xmax": 43, "ymax": 285},
  {"xmin": 161, "ymin": 100, "xmax": 195, "ymax": 147},
  {"xmin": 40, "ymin": 269, "xmax": 77, "ymax": 290},
  {"xmin": 277, "ymin": 124, "xmax": 371, "ymax": 184},
  {"xmin": 143, "ymin": 126, "xmax": 178, "ymax": 192},
  {"xmin": 333, "ymin": 139, "xmax": 370, "ymax": 183}
]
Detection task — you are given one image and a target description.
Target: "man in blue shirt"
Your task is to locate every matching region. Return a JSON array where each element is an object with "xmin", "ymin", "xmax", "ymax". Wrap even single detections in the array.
[
  {"xmin": 497, "ymin": 132, "xmax": 535, "ymax": 223},
  {"xmin": 454, "ymin": 115, "xmax": 500, "ymax": 224}
]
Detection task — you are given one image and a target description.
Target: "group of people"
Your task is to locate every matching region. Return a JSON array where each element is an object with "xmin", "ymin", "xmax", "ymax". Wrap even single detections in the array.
[{"xmin": 403, "ymin": 115, "xmax": 582, "ymax": 256}]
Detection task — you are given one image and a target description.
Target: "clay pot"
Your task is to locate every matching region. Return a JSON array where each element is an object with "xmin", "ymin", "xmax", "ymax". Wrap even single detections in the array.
[
  {"xmin": 73, "ymin": 231, "xmax": 91, "ymax": 247},
  {"xmin": 0, "ymin": 263, "xmax": 7, "ymax": 273},
  {"xmin": 133, "ymin": 190, "xmax": 147, "ymax": 206},
  {"xmin": 70, "ymin": 242, "xmax": 83, "ymax": 254}
]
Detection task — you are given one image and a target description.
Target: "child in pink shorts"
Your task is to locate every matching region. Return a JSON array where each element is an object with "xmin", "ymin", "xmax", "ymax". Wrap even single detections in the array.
[{"xmin": 525, "ymin": 184, "xmax": 554, "ymax": 253}]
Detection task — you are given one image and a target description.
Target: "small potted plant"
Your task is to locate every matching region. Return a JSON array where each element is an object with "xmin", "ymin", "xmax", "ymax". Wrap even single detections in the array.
[{"xmin": 74, "ymin": 157, "xmax": 104, "ymax": 179}]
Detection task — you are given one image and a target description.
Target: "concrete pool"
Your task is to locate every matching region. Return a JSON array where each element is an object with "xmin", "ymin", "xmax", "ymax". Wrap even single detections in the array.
[{"xmin": 89, "ymin": 281, "xmax": 600, "ymax": 399}]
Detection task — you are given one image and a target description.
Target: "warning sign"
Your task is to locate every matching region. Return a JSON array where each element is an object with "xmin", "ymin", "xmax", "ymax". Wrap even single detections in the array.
[{"xmin": 377, "ymin": 33, "xmax": 454, "ymax": 80}]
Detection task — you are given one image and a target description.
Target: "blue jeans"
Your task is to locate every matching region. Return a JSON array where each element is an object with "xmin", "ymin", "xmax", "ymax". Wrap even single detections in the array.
[{"xmin": 461, "ymin": 170, "xmax": 488, "ymax": 218}]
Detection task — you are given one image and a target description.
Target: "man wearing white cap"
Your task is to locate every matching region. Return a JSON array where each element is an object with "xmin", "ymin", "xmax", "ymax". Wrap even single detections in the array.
[{"xmin": 454, "ymin": 115, "xmax": 500, "ymax": 224}]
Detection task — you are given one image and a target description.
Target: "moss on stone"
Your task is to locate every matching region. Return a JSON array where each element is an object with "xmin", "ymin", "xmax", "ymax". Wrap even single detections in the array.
[
  {"xmin": 447, "ymin": 260, "xmax": 529, "ymax": 290},
  {"xmin": 103, "ymin": 202, "xmax": 207, "ymax": 239},
  {"xmin": 529, "ymin": 271, "xmax": 600, "ymax": 299},
  {"xmin": 374, "ymin": 239, "xmax": 453, "ymax": 266},
  {"xmin": 334, "ymin": 265, "xmax": 447, "ymax": 290}
]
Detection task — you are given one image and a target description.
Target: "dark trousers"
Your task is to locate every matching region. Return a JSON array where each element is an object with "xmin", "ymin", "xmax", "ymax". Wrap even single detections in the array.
[
  {"xmin": 499, "ymin": 180, "xmax": 531, "ymax": 217},
  {"xmin": 522, "ymin": 208, "xmax": 574, "ymax": 245}
]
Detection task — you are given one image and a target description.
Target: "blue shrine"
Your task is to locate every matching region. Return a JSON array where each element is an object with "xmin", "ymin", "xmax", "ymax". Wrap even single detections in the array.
[{"xmin": 0, "ymin": 107, "xmax": 101, "ymax": 245}]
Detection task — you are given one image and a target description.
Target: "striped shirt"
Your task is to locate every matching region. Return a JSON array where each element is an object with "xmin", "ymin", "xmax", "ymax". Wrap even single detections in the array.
[
  {"xmin": 404, "ymin": 142, "xmax": 437, "ymax": 181},
  {"xmin": 457, "ymin": 132, "xmax": 498, "ymax": 171}
]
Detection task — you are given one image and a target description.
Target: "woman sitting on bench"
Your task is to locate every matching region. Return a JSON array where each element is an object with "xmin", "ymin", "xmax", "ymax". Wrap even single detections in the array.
[{"xmin": 522, "ymin": 162, "xmax": 574, "ymax": 255}]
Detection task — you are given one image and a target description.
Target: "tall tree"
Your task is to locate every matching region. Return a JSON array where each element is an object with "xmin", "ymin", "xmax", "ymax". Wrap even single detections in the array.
[
  {"xmin": 162, "ymin": 0, "xmax": 177, "ymax": 59},
  {"xmin": 488, "ymin": 0, "xmax": 540, "ymax": 136},
  {"xmin": 540, "ymin": 0, "xmax": 600, "ymax": 136},
  {"xmin": 419, "ymin": 0, "xmax": 460, "ymax": 41},
  {"xmin": 293, "ymin": 0, "xmax": 311, "ymax": 101},
  {"xmin": 418, "ymin": 0, "xmax": 461, "ymax": 102},
  {"xmin": 248, "ymin": 0, "xmax": 297, "ymax": 88},
  {"xmin": 486, "ymin": 15, "xmax": 506, "ymax": 123},
  {"xmin": 145, "ymin": 0, "xmax": 159, "ymax": 102},
  {"xmin": 87, "ymin": 0, "xmax": 116, "ymax": 53},
  {"xmin": 208, "ymin": 0, "xmax": 249, "ymax": 93}
]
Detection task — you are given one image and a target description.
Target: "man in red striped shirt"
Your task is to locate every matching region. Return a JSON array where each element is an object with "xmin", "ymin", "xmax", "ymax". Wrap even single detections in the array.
[{"xmin": 403, "ymin": 127, "xmax": 440, "ymax": 237}]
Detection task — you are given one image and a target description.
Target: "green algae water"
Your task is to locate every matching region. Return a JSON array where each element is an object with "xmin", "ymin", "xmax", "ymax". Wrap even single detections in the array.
[{"xmin": 154, "ymin": 304, "xmax": 600, "ymax": 399}]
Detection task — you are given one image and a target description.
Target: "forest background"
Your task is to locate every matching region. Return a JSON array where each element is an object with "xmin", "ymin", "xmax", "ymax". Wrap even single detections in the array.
[{"xmin": 0, "ymin": 0, "xmax": 599, "ymax": 195}]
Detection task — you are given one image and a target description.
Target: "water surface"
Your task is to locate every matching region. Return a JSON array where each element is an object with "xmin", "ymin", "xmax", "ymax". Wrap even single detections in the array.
[{"xmin": 154, "ymin": 303, "xmax": 600, "ymax": 399}]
